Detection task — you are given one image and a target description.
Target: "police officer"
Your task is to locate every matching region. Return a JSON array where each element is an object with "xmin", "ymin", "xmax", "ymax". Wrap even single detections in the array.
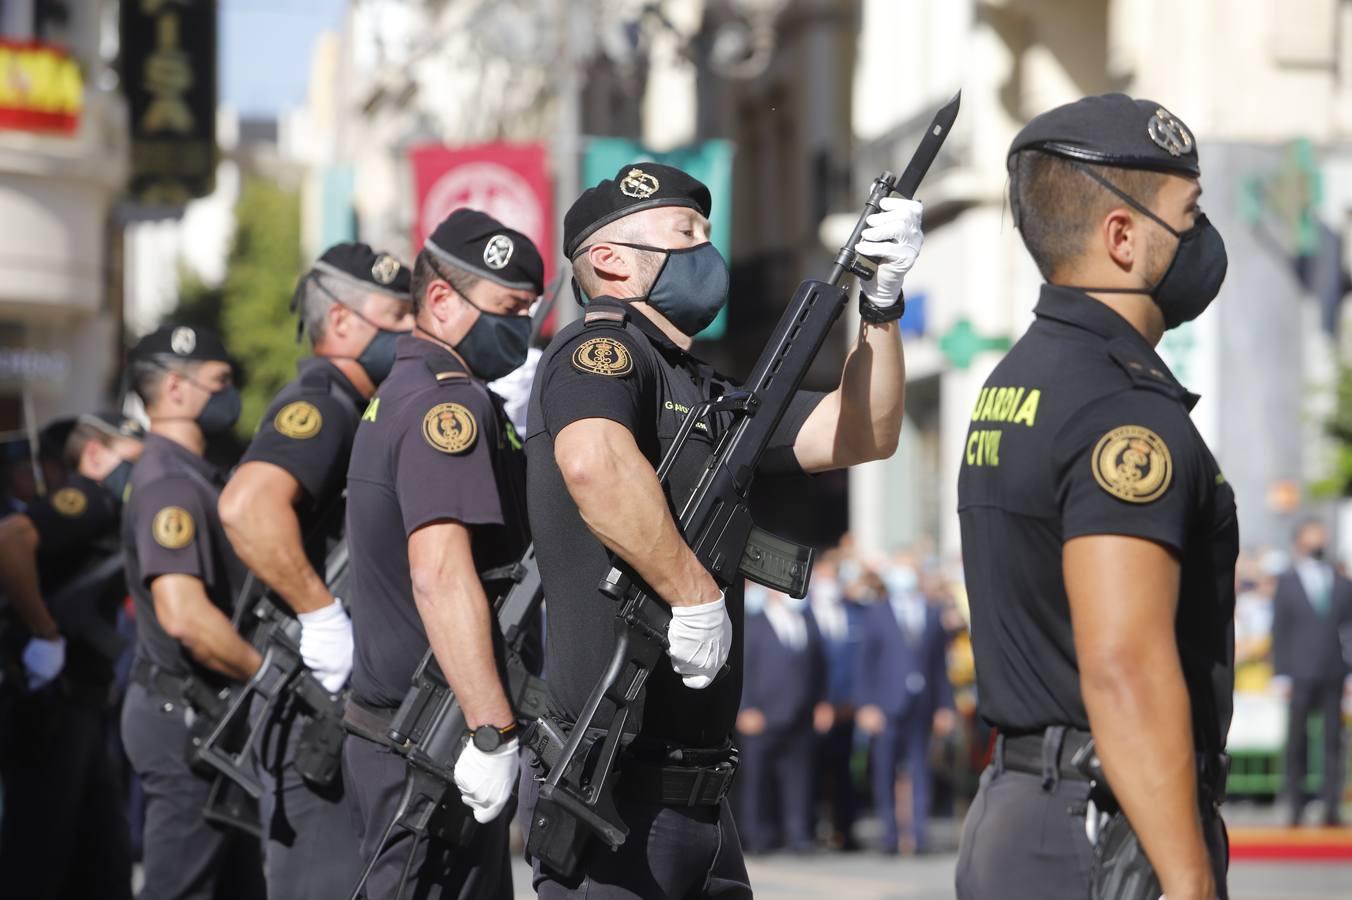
[
  {"xmin": 217, "ymin": 244, "xmax": 413, "ymax": 898},
  {"xmin": 120, "ymin": 324, "xmax": 266, "ymax": 900},
  {"xmin": 0, "ymin": 411, "xmax": 143, "ymax": 900},
  {"xmin": 342, "ymin": 210, "xmax": 541, "ymax": 899},
  {"xmin": 522, "ymin": 162, "xmax": 922, "ymax": 897},
  {"xmin": 955, "ymin": 95, "xmax": 1235, "ymax": 900}
]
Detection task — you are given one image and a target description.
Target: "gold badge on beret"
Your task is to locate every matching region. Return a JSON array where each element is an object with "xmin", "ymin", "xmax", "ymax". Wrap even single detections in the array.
[
  {"xmin": 152, "ymin": 506, "xmax": 196, "ymax": 550},
  {"xmin": 1147, "ymin": 108, "xmax": 1193, "ymax": 157},
  {"xmin": 51, "ymin": 486, "xmax": 87, "ymax": 518},
  {"xmin": 422, "ymin": 403, "xmax": 478, "ymax": 455},
  {"xmin": 619, "ymin": 168, "xmax": 659, "ymax": 200},
  {"xmin": 572, "ymin": 337, "xmax": 633, "ymax": 377},
  {"xmin": 1092, "ymin": 425, "xmax": 1173, "ymax": 503},
  {"xmin": 275, "ymin": 400, "xmax": 323, "ymax": 440}
]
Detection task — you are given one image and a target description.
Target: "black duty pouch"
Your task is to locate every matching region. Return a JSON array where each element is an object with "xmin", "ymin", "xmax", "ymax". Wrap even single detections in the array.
[{"xmin": 294, "ymin": 710, "xmax": 346, "ymax": 789}]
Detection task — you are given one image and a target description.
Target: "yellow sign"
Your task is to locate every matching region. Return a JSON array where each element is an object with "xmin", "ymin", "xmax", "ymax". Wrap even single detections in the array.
[{"xmin": 0, "ymin": 42, "xmax": 84, "ymax": 134}]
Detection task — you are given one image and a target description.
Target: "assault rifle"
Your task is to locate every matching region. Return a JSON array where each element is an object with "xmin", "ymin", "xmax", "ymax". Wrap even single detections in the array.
[
  {"xmin": 523, "ymin": 93, "xmax": 962, "ymax": 877},
  {"xmin": 347, "ymin": 549, "xmax": 547, "ymax": 900},
  {"xmin": 192, "ymin": 538, "xmax": 351, "ymax": 798}
]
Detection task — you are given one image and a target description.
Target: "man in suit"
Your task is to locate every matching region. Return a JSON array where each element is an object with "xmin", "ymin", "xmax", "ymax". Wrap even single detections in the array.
[
  {"xmin": 736, "ymin": 587, "xmax": 830, "ymax": 853},
  {"xmin": 856, "ymin": 575, "xmax": 954, "ymax": 854},
  {"xmin": 811, "ymin": 554, "xmax": 862, "ymax": 850},
  {"xmin": 1273, "ymin": 519, "xmax": 1352, "ymax": 826}
]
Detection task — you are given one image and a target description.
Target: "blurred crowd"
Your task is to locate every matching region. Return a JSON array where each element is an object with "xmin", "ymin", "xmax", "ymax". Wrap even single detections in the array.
[{"xmin": 733, "ymin": 535, "xmax": 976, "ymax": 857}]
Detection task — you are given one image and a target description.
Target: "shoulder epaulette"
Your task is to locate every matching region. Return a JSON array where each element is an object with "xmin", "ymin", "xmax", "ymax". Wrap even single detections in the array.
[
  {"xmin": 584, "ymin": 307, "xmax": 627, "ymax": 328},
  {"xmin": 1106, "ymin": 338, "xmax": 1195, "ymax": 407}
]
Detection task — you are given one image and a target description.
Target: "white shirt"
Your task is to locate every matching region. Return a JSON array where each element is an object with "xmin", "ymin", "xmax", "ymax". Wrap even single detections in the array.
[{"xmin": 764, "ymin": 601, "xmax": 808, "ymax": 651}]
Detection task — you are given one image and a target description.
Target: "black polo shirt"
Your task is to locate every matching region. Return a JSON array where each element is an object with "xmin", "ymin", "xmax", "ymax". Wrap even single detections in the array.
[
  {"xmin": 524, "ymin": 297, "xmax": 823, "ymax": 748},
  {"xmin": 123, "ymin": 433, "xmax": 246, "ymax": 683},
  {"xmin": 22, "ymin": 474, "xmax": 124, "ymax": 686},
  {"xmin": 957, "ymin": 284, "xmax": 1238, "ymax": 752},
  {"xmin": 239, "ymin": 358, "xmax": 366, "ymax": 567},
  {"xmin": 346, "ymin": 335, "xmax": 528, "ymax": 708}
]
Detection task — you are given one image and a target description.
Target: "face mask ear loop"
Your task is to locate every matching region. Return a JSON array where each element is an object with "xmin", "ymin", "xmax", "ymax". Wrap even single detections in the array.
[{"xmin": 1072, "ymin": 163, "xmax": 1180, "ymax": 237}]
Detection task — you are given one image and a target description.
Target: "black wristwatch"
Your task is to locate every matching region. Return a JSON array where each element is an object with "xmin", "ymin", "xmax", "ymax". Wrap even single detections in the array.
[
  {"xmin": 859, "ymin": 290, "xmax": 906, "ymax": 324},
  {"xmin": 470, "ymin": 721, "xmax": 519, "ymax": 752}
]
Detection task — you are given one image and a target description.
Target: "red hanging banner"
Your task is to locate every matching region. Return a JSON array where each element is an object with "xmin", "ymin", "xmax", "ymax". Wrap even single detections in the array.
[{"xmin": 409, "ymin": 142, "xmax": 555, "ymax": 287}]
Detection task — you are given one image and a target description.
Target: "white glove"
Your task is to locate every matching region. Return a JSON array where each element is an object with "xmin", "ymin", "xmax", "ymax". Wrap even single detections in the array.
[
  {"xmin": 298, "ymin": 599, "xmax": 354, "ymax": 694},
  {"xmin": 22, "ymin": 635, "xmax": 66, "ymax": 691},
  {"xmin": 453, "ymin": 737, "xmax": 520, "ymax": 824},
  {"xmin": 855, "ymin": 196, "xmax": 924, "ymax": 306},
  {"xmin": 667, "ymin": 593, "xmax": 732, "ymax": 690}
]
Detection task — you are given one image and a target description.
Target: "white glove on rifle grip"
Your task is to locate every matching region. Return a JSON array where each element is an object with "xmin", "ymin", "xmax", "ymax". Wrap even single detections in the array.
[
  {"xmin": 22, "ymin": 635, "xmax": 65, "ymax": 691},
  {"xmin": 298, "ymin": 598, "xmax": 354, "ymax": 694},
  {"xmin": 454, "ymin": 738, "xmax": 520, "ymax": 824},
  {"xmin": 855, "ymin": 197, "xmax": 924, "ymax": 306},
  {"xmin": 667, "ymin": 592, "xmax": 732, "ymax": 690}
]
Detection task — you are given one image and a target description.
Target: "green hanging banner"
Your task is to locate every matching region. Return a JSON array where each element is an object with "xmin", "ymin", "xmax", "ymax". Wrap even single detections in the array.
[{"xmin": 581, "ymin": 137, "xmax": 734, "ymax": 339}]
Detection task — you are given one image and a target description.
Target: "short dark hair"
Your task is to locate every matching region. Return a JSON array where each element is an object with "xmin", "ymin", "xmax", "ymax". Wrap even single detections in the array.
[
  {"xmin": 411, "ymin": 251, "xmax": 481, "ymax": 314},
  {"xmin": 1009, "ymin": 149, "xmax": 1169, "ymax": 279},
  {"xmin": 129, "ymin": 357, "xmax": 200, "ymax": 409}
]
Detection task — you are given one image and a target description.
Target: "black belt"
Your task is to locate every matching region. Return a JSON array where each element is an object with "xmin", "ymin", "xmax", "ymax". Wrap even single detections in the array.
[
  {"xmin": 342, "ymin": 697, "xmax": 399, "ymax": 750},
  {"xmin": 130, "ymin": 657, "xmax": 198, "ymax": 707},
  {"xmin": 999, "ymin": 727, "xmax": 1095, "ymax": 785},
  {"xmin": 1000, "ymin": 726, "xmax": 1230, "ymax": 805},
  {"xmin": 620, "ymin": 758, "xmax": 738, "ymax": 807}
]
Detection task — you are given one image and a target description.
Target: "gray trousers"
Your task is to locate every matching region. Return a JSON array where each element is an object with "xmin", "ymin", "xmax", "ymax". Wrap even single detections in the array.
[
  {"xmin": 522, "ymin": 760, "xmax": 753, "ymax": 900},
  {"xmin": 120, "ymin": 682, "xmax": 265, "ymax": 900},
  {"xmin": 343, "ymin": 733, "xmax": 512, "ymax": 899},
  {"xmin": 253, "ymin": 692, "xmax": 363, "ymax": 899},
  {"xmin": 956, "ymin": 745, "xmax": 1229, "ymax": 900}
]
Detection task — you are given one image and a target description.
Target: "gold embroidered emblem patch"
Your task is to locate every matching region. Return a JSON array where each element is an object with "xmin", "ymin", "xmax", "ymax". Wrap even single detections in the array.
[
  {"xmin": 572, "ymin": 337, "xmax": 633, "ymax": 377},
  {"xmin": 275, "ymin": 400, "xmax": 323, "ymax": 439},
  {"xmin": 51, "ymin": 487, "xmax": 87, "ymax": 517},
  {"xmin": 619, "ymin": 167, "xmax": 659, "ymax": 199},
  {"xmin": 1092, "ymin": 425, "xmax": 1173, "ymax": 503},
  {"xmin": 152, "ymin": 506, "xmax": 195, "ymax": 549},
  {"xmin": 422, "ymin": 403, "xmax": 478, "ymax": 455}
]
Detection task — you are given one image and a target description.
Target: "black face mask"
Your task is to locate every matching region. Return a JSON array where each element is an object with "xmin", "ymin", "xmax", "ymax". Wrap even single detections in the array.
[
  {"xmin": 101, "ymin": 460, "xmax": 134, "ymax": 507},
  {"xmin": 305, "ymin": 276, "xmax": 409, "ymax": 385},
  {"xmin": 454, "ymin": 309, "xmax": 531, "ymax": 382},
  {"xmin": 1069, "ymin": 166, "xmax": 1228, "ymax": 329},
  {"xmin": 608, "ymin": 241, "xmax": 730, "ymax": 336},
  {"xmin": 196, "ymin": 384, "xmax": 242, "ymax": 435},
  {"xmin": 1309, "ymin": 546, "xmax": 1327, "ymax": 562}
]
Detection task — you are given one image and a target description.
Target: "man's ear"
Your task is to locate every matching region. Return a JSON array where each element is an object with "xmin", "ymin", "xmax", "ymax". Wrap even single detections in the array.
[
  {"xmin": 587, "ymin": 243, "xmax": 628, "ymax": 281},
  {"xmin": 425, "ymin": 278, "xmax": 457, "ymax": 322},
  {"xmin": 327, "ymin": 300, "xmax": 350, "ymax": 338},
  {"xmin": 1103, "ymin": 208, "xmax": 1137, "ymax": 271}
]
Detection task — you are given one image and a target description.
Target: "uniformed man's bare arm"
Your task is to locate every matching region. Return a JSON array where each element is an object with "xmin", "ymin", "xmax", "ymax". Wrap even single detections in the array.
[
  {"xmin": 0, "ymin": 514, "xmax": 58, "ymax": 639},
  {"xmin": 408, "ymin": 521, "xmax": 514, "ymax": 730},
  {"xmin": 1064, "ymin": 535, "xmax": 1216, "ymax": 900},
  {"xmin": 792, "ymin": 321, "xmax": 904, "ymax": 473},
  {"xmin": 150, "ymin": 573, "xmax": 262, "ymax": 682},
  {"xmin": 219, "ymin": 461, "xmax": 333, "ymax": 614},
  {"xmin": 555, "ymin": 417, "xmax": 721, "ymax": 609}
]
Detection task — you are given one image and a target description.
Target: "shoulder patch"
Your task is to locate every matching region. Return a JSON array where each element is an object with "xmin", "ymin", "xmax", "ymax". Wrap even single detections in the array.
[
  {"xmin": 422, "ymin": 402, "xmax": 478, "ymax": 454},
  {"xmin": 51, "ymin": 486, "xmax": 87, "ymax": 518},
  {"xmin": 274, "ymin": 400, "xmax": 323, "ymax": 439},
  {"xmin": 1092, "ymin": 425, "xmax": 1173, "ymax": 503},
  {"xmin": 152, "ymin": 506, "xmax": 196, "ymax": 549},
  {"xmin": 572, "ymin": 336, "xmax": 633, "ymax": 377}
]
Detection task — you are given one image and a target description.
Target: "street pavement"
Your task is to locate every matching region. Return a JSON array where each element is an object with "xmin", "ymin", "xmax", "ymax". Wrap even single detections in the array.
[{"xmin": 511, "ymin": 810, "xmax": 1352, "ymax": 899}]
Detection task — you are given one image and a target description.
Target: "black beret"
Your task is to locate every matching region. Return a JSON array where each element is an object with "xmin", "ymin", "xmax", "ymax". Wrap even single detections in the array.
[
  {"xmin": 129, "ymin": 324, "xmax": 230, "ymax": 363},
  {"xmin": 1008, "ymin": 93, "xmax": 1200, "ymax": 178},
  {"xmin": 424, "ymin": 209, "xmax": 544, "ymax": 294},
  {"xmin": 563, "ymin": 162, "xmax": 712, "ymax": 258},
  {"xmin": 79, "ymin": 409, "xmax": 145, "ymax": 441},
  {"xmin": 311, "ymin": 242, "xmax": 411, "ymax": 299}
]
